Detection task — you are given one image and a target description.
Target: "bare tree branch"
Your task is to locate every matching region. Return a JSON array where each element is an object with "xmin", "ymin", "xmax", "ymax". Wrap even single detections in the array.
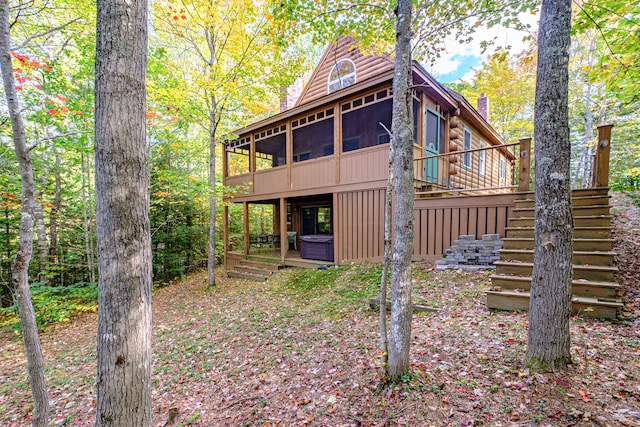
[{"xmin": 28, "ymin": 130, "xmax": 87, "ymax": 151}]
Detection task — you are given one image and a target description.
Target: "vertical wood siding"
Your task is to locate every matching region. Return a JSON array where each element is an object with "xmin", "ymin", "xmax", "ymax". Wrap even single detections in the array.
[{"xmin": 336, "ymin": 190, "xmax": 518, "ymax": 264}]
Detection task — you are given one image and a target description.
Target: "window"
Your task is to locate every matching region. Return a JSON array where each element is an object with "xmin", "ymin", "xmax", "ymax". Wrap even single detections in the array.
[
  {"xmin": 424, "ymin": 109, "xmax": 444, "ymax": 153},
  {"xmin": 226, "ymin": 138, "xmax": 250, "ymax": 176},
  {"xmin": 255, "ymin": 127, "xmax": 286, "ymax": 171},
  {"xmin": 499, "ymin": 157, "xmax": 507, "ymax": 182},
  {"xmin": 302, "ymin": 206, "xmax": 332, "ymax": 235},
  {"xmin": 463, "ymin": 128, "xmax": 472, "ymax": 168},
  {"xmin": 328, "ymin": 59, "xmax": 356, "ymax": 93},
  {"xmin": 478, "ymin": 141, "xmax": 486, "ymax": 177},
  {"xmin": 292, "ymin": 117, "xmax": 334, "ymax": 162},
  {"xmin": 341, "ymin": 99, "xmax": 392, "ymax": 152}
]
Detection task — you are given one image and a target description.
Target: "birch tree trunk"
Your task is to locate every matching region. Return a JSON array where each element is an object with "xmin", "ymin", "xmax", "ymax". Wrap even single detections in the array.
[
  {"xmin": 525, "ymin": 0, "xmax": 573, "ymax": 372},
  {"xmin": 207, "ymin": 92, "xmax": 217, "ymax": 287},
  {"xmin": 0, "ymin": 1, "xmax": 50, "ymax": 424},
  {"xmin": 95, "ymin": 0, "xmax": 152, "ymax": 424},
  {"xmin": 32, "ymin": 194, "xmax": 48, "ymax": 282},
  {"xmin": 48, "ymin": 154, "xmax": 62, "ymax": 272},
  {"xmin": 387, "ymin": 0, "xmax": 415, "ymax": 379}
]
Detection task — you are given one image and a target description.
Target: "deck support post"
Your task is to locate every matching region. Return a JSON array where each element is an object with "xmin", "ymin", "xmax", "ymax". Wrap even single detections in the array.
[
  {"xmin": 223, "ymin": 204, "xmax": 229, "ymax": 266},
  {"xmin": 280, "ymin": 198, "xmax": 287, "ymax": 264},
  {"xmin": 592, "ymin": 124, "xmax": 613, "ymax": 188},
  {"xmin": 243, "ymin": 201, "xmax": 249, "ymax": 256},
  {"xmin": 518, "ymin": 137, "xmax": 532, "ymax": 192}
]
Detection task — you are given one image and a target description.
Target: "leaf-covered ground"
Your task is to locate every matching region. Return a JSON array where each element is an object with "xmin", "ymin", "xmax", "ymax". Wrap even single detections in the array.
[{"xmin": 1, "ymin": 193, "xmax": 639, "ymax": 426}]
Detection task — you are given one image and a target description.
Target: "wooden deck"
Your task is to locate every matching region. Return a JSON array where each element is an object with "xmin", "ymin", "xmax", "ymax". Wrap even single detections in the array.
[{"xmin": 226, "ymin": 250, "xmax": 334, "ymax": 270}]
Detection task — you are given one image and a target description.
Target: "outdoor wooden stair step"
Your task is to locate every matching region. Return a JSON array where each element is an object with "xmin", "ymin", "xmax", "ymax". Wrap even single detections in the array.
[
  {"xmin": 227, "ymin": 270, "xmax": 269, "ymax": 281},
  {"xmin": 239, "ymin": 259, "xmax": 283, "ymax": 271},
  {"xmin": 514, "ymin": 194, "xmax": 611, "ymax": 208},
  {"xmin": 502, "ymin": 237, "xmax": 613, "ymax": 251},
  {"xmin": 234, "ymin": 265, "xmax": 275, "ymax": 277},
  {"xmin": 509, "ymin": 215, "xmax": 612, "ymax": 228},
  {"xmin": 490, "ymin": 274, "xmax": 620, "ymax": 299},
  {"xmin": 511, "ymin": 205, "xmax": 610, "ymax": 218},
  {"xmin": 486, "ymin": 290, "xmax": 622, "ymax": 319},
  {"xmin": 505, "ymin": 226, "xmax": 612, "ymax": 239},
  {"xmin": 498, "ymin": 249, "xmax": 616, "ymax": 266},
  {"xmin": 493, "ymin": 261, "xmax": 617, "ymax": 282},
  {"xmin": 515, "ymin": 187, "xmax": 609, "ymax": 200}
]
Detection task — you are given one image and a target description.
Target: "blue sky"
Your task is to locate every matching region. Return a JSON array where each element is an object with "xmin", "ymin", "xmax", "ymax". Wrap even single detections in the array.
[{"xmin": 426, "ymin": 13, "xmax": 539, "ymax": 84}]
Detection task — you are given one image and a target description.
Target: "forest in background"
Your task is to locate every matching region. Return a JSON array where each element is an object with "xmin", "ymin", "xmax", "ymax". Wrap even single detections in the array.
[{"xmin": 0, "ymin": 0, "xmax": 638, "ymax": 317}]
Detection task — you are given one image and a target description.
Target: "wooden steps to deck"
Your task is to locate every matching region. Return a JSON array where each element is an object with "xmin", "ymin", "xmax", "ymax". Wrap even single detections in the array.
[
  {"xmin": 227, "ymin": 259, "xmax": 283, "ymax": 282},
  {"xmin": 487, "ymin": 187, "xmax": 622, "ymax": 319}
]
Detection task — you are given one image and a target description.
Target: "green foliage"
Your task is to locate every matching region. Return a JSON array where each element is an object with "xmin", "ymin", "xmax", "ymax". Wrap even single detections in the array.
[
  {"xmin": 573, "ymin": 0, "xmax": 640, "ymax": 105},
  {"xmin": 0, "ymin": 282, "xmax": 98, "ymax": 332}
]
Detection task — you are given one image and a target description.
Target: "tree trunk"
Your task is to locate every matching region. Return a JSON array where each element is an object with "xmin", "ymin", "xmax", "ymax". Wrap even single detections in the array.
[
  {"xmin": 387, "ymin": 0, "xmax": 415, "ymax": 379},
  {"xmin": 207, "ymin": 93, "xmax": 217, "ymax": 287},
  {"xmin": 525, "ymin": 0, "xmax": 573, "ymax": 372},
  {"xmin": 32, "ymin": 192, "xmax": 48, "ymax": 282},
  {"xmin": 81, "ymin": 152, "xmax": 96, "ymax": 284},
  {"xmin": 379, "ymin": 128, "xmax": 394, "ymax": 371},
  {"xmin": 0, "ymin": 1, "xmax": 50, "ymax": 425},
  {"xmin": 48, "ymin": 154, "xmax": 62, "ymax": 273},
  {"xmin": 95, "ymin": 0, "xmax": 152, "ymax": 424}
]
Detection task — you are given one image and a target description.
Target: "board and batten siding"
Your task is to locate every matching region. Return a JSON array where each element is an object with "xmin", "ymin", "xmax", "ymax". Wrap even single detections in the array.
[{"xmin": 336, "ymin": 190, "xmax": 518, "ymax": 264}]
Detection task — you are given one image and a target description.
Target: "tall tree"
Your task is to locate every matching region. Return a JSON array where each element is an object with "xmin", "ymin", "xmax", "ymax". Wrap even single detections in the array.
[
  {"xmin": 0, "ymin": 1, "xmax": 50, "ymax": 425},
  {"xmin": 387, "ymin": 0, "xmax": 414, "ymax": 379},
  {"xmin": 152, "ymin": 0, "xmax": 302, "ymax": 287},
  {"xmin": 95, "ymin": 0, "xmax": 152, "ymax": 424},
  {"xmin": 525, "ymin": 0, "xmax": 573, "ymax": 372}
]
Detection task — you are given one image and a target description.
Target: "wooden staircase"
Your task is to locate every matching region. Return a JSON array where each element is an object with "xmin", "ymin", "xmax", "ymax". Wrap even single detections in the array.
[
  {"xmin": 227, "ymin": 259, "xmax": 283, "ymax": 281},
  {"xmin": 487, "ymin": 187, "xmax": 623, "ymax": 319}
]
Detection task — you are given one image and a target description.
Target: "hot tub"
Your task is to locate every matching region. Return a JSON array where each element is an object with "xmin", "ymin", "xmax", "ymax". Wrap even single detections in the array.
[{"xmin": 299, "ymin": 235, "xmax": 334, "ymax": 262}]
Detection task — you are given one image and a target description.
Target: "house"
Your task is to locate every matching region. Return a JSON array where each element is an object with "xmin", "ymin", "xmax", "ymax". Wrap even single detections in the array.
[
  {"xmin": 222, "ymin": 35, "xmax": 519, "ymax": 269},
  {"xmin": 222, "ymin": 36, "xmax": 621, "ymax": 319}
]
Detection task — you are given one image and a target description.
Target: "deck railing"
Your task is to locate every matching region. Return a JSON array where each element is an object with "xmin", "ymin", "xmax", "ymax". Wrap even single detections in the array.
[
  {"xmin": 413, "ymin": 124, "xmax": 612, "ymax": 196},
  {"xmin": 414, "ymin": 141, "xmax": 521, "ymax": 196}
]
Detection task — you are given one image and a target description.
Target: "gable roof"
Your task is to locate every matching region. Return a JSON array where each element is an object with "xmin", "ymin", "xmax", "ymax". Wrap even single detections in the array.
[{"xmin": 294, "ymin": 35, "xmax": 394, "ymax": 107}]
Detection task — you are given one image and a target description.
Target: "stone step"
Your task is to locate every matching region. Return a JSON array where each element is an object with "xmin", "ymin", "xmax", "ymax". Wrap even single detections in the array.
[
  {"xmin": 505, "ymin": 226, "xmax": 612, "ymax": 239},
  {"xmin": 486, "ymin": 290, "xmax": 621, "ymax": 319},
  {"xmin": 227, "ymin": 270, "xmax": 269, "ymax": 281},
  {"xmin": 494, "ymin": 261, "xmax": 617, "ymax": 282},
  {"xmin": 498, "ymin": 249, "xmax": 616, "ymax": 266},
  {"xmin": 510, "ymin": 205, "xmax": 610, "ymax": 218},
  {"xmin": 502, "ymin": 238, "xmax": 613, "ymax": 251},
  {"xmin": 514, "ymin": 194, "xmax": 611, "ymax": 208},
  {"xmin": 509, "ymin": 215, "xmax": 611, "ymax": 228},
  {"xmin": 490, "ymin": 274, "xmax": 620, "ymax": 299}
]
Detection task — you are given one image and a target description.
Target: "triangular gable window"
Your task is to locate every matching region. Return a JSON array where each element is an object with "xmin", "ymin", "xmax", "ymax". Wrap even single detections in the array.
[{"xmin": 328, "ymin": 59, "xmax": 356, "ymax": 93}]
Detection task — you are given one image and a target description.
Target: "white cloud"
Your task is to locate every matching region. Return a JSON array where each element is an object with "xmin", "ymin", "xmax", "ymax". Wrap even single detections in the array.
[{"xmin": 425, "ymin": 12, "xmax": 539, "ymax": 82}]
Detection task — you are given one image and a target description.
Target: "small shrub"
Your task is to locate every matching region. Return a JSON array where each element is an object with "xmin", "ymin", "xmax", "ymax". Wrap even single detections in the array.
[{"xmin": 0, "ymin": 281, "xmax": 98, "ymax": 332}]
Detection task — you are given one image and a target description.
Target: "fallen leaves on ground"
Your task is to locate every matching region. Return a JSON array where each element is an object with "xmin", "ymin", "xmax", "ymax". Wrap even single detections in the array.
[{"xmin": 0, "ymin": 192, "xmax": 638, "ymax": 426}]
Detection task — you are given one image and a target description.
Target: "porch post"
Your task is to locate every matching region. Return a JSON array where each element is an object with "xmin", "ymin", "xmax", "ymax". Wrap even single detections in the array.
[
  {"xmin": 592, "ymin": 124, "xmax": 613, "ymax": 188},
  {"xmin": 243, "ymin": 201, "xmax": 249, "ymax": 256},
  {"xmin": 223, "ymin": 204, "xmax": 229, "ymax": 266},
  {"xmin": 518, "ymin": 137, "xmax": 532, "ymax": 192},
  {"xmin": 280, "ymin": 198, "xmax": 287, "ymax": 264}
]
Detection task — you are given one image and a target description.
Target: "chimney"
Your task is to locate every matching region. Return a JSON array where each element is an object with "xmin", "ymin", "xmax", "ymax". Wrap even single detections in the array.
[
  {"xmin": 279, "ymin": 78, "xmax": 304, "ymax": 113},
  {"xmin": 477, "ymin": 93, "xmax": 489, "ymax": 122}
]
